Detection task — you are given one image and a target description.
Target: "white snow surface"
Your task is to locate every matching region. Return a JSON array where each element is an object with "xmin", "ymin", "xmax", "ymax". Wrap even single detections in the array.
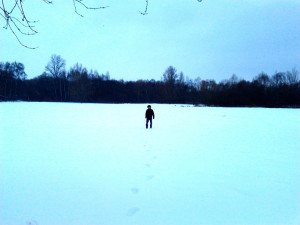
[{"xmin": 1, "ymin": 102, "xmax": 299, "ymax": 225}]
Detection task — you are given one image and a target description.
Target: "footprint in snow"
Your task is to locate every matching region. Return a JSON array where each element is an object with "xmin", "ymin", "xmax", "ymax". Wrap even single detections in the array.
[
  {"xmin": 147, "ymin": 175, "xmax": 155, "ymax": 180},
  {"xmin": 127, "ymin": 207, "xmax": 140, "ymax": 216},
  {"xmin": 131, "ymin": 188, "xmax": 140, "ymax": 194},
  {"xmin": 26, "ymin": 221, "xmax": 38, "ymax": 225}
]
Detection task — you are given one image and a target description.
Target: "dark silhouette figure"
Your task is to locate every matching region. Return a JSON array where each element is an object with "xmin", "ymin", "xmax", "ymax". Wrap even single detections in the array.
[{"xmin": 145, "ymin": 105, "xmax": 155, "ymax": 129}]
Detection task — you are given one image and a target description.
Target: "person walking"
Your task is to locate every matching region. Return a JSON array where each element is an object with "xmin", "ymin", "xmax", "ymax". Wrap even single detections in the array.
[{"xmin": 145, "ymin": 105, "xmax": 155, "ymax": 129}]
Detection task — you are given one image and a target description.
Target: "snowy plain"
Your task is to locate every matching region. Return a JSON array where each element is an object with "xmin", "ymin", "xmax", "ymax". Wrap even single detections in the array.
[{"xmin": 0, "ymin": 102, "xmax": 299, "ymax": 225}]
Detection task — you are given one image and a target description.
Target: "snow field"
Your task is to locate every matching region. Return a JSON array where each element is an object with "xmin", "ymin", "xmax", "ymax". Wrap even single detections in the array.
[{"xmin": 0, "ymin": 102, "xmax": 299, "ymax": 225}]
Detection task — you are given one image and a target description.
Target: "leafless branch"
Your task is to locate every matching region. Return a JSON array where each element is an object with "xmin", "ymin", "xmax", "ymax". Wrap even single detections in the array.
[
  {"xmin": 140, "ymin": 0, "xmax": 148, "ymax": 15},
  {"xmin": 7, "ymin": 21, "xmax": 37, "ymax": 49},
  {"xmin": 72, "ymin": 0, "xmax": 108, "ymax": 17},
  {"xmin": 1, "ymin": 0, "xmax": 108, "ymax": 48},
  {"xmin": 1, "ymin": 0, "xmax": 203, "ymax": 49}
]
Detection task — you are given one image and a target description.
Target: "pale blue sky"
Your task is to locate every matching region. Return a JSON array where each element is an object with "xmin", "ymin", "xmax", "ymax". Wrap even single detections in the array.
[{"xmin": 1, "ymin": 0, "xmax": 299, "ymax": 81}]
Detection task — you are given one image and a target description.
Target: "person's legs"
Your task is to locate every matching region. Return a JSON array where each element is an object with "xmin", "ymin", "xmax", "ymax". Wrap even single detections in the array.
[
  {"xmin": 150, "ymin": 118, "xmax": 152, "ymax": 128},
  {"xmin": 146, "ymin": 119, "xmax": 149, "ymax": 128}
]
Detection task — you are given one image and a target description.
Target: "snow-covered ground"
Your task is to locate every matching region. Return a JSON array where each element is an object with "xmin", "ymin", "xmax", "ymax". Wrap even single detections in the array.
[{"xmin": 1, "ymin": 102, "xmax": 299, "ymax": 225}]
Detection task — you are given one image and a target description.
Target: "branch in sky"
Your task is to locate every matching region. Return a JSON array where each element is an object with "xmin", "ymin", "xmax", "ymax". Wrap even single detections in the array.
[
  {"xmin": 1, "ymin": 0, "xmax": 108, "ymax": 48},
  {"xmin": 72, "ymin": 0, "xmax": 109, "ymax": 17},
  {"xmin": 140, "ymin": 0, "xmax": 149, "ymax": 15},
  {"xmin": 1, "ymin": 0, "xmax": 203, "ymax": 49}
]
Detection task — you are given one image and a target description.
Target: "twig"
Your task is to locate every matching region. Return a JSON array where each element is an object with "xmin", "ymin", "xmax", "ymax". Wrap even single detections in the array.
[{"xmin": 140, "ymin": 0, "xmax": 148, "ymax": 15}]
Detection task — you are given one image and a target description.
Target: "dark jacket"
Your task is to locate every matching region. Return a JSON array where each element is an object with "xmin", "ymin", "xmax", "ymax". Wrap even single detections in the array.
[{"xmin": 145, "ymin": 109, "xmax": 155, "ymax": 119}]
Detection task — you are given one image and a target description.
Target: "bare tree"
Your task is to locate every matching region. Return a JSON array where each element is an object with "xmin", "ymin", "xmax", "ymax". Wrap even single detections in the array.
[
  {"xmin": 45, "ymin": 54, "xmax": 66, "ymax": 78},
  {"xmin": 272, "ymin": 72, "xmax": 287, "ymax": 87},
  {"xmin": 286, "ymin": 68, "xmax": 299, "ymax": 85},
  {"xmin": 1, "ymin": 0, "xmax": 203, "ymax": 48},
  {"xmin": 193, "ymin": 77, "xmax": 202, "ymax": 91},
  {"xmin": 162, "ymin": 66, "xmax": 178, "ymax": 87},
  {"xmin": 254, "ymin": 72, "xmax": 271, "ymax": 87},
  {"xmin": 45, "ymin": 54, "xmax": 66, "ymax": 100}
]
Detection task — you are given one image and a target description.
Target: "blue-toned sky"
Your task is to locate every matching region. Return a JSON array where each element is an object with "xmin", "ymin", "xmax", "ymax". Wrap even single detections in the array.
[{"xmin": 1, "ymin": 0, "xmax": 299, "ymax": 81}]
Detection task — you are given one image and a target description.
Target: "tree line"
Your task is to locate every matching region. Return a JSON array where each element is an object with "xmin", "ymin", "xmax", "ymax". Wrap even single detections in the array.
[{"xmin": 0, "ymin": 55, "xmax": 299, "ymax": 107}]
